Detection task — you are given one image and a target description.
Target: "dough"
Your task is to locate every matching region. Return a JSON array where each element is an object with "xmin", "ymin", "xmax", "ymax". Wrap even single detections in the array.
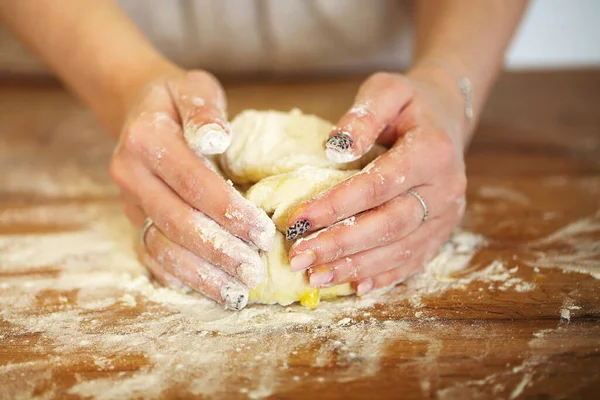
[
  {"xmin": 246, "ymin": 166, "xmax": 356, "ymax": 308},
  {"xmin": 246, "ymin": 166, "xmax": 355, "ymax": 232},
  {"xmin": 221, "ymin": 108, "xmax": 378, "ymax": 184},
  {"xmin": 218, "ymin": 109, "xmax": 380, "ymax": 308},
  {"xmin": 249, "ymin": 231, "xmax": 354, "ymax": 308}
]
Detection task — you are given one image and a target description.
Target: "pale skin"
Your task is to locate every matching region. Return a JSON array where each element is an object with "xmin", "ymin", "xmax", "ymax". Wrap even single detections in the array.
[{"xmin": 0, "ymin": 0, "xmax": 528, "ymax": 308}]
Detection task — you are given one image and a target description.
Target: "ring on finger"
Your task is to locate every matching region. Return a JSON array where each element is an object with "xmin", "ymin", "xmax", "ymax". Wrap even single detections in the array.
[
  {"xmin": 140, "ymin": 217, "xmax": 155, "ymax": 247},
  {"xmin": 406, "ymin": 188, "xmax": 428, "ymax": 222}
]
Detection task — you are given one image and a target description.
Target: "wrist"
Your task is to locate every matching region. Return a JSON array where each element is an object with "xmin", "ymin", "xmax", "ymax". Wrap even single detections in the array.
[
  {"xmin": 407, "ymin": 62, "xmax": 476, "ymax": 146},
  {"xmin": 107, "ymin": 57, "xmax": 182, "ymax": 136}
]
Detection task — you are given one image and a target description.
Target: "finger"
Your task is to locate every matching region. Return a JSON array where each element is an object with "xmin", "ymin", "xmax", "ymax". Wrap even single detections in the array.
[
  {"xmin": 325, "ymin": 72, "xmax": 411, "ymax": 163},
  {"xmin": 115, "ymin": 157, "xmax": 266, "ymax": 287},
  {"xmin": 141, "ymin": 249, "xmax": 190, "ymax": 292},
  {"xmin": 287, "ymin": 127, "xmax": 459, "ymax": 240},
  {"xmin": 120, "ymin": 198, "xmax": 146, "ymax": 228},
  {"xmin": 168, "ymin": 71, "xmax": 231, "ymax": 155},
  {"xmin": 143, "ymin": 225, "xmax": 249, "ymax": 310},
  {"xmin": 287, "ymin": 133, "xmax": 422, "ymax": 240},
  {"xmin": 354, "ymin": 259, "xmax": 421, "ymax": 296},
  {"xmin": 357, "ymin": 222, "xmax": 455, "ymax": 295},
  {"xmin": 377, "ymin": 113, "xmax": 405, "ymax": 147},
  {"xmin": 289, "ymin": 184, "xmax": 444, "ymax": 271},
  {"xmin": 307, "ymin": 215, "xmax": 453, "ymax": 287},
  {"xmin": 116, "ymin": 87, "xmax": 275, "ymax": 251}
]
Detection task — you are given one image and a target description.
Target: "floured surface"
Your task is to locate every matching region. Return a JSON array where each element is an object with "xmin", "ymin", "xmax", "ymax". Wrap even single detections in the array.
[
  {"xmin": 1, "ymin": 200, "xmax": 599, "ymax": 399},
  {"xmin": 1, "ymin": 74, "xmax": 600, "ymax": 399}
]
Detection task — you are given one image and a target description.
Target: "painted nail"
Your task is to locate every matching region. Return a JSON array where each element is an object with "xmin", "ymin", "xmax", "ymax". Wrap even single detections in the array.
[
  {"xmin": 356, "ymin": 279, "xmax": 374, "ymax": 296},
  {"xmin": 309, "ymin": 266, "xmax": 333, "ymax": 287},
  {"xmin": 286, "ymin": 220, "xmax": 311, "ymax": 241},
  {"xmin": 220, "ymin": 284, "xmax": 249, "ymax": 311},
  {"xmin": 326, "ymin": 133, "xmax": 354, "ymax": 152},
  {"xmin": 325, "ymin": 133, "xmax": 358, "ymax": 163},
  {"xmin": 290, "ymin": 251, "xmax": 316, "ymax": 272}
]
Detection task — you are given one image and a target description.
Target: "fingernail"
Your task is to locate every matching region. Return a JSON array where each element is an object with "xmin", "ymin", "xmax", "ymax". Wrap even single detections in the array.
[
  {"xmin": 326, "ymin": 133, "xmax": 359, "ymax": 163},
  {"xmin": 327, "ymin": 132, "xmax": 354, "ymax": 151},
  {"xmin": 286, "ymin": 220, "xmax": 311, "ymax": 241},
  {"xmin": 309, "ymin": 266, "xmax": 333, "ymax": 287},
  {"xmin": 198, "ymin": 123, "xmax": 232, "ymax": 155},
  {"xmin": 290, "ymin": 251, "xmax": 316, "ymax": 272},
  {"xmin": 184, "ymin": 123, "xmax": 231, "ymax": 155},
  {"xmin": 356, "ymin": 279, "xmax": 373, "ymax": 296},
  {"xmin": 221, "ymin": 284, "xmax": 249, "ymax": 311}
]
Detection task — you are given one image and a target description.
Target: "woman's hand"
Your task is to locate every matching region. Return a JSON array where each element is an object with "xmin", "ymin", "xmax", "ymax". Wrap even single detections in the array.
[
  {"xmin": 110, "ymin": 69, "xmax": 275, "ymax": 309},
  {"xmin": 285, "ymin": 66, "xmax": 471, "ymax": 295}
]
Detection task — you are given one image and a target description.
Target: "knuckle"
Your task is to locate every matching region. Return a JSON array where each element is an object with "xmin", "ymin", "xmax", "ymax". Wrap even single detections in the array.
[
  {"xmin": 452, "ymin": 173, "xmax": 468, "ymax": 199},
  {"xmin": 380, "ymin": 216, "xmax": 397, "ymax": 242},
  {"xmin": 121, "ymin": 124, "xmax": 145, "ymax": 154},
  {"xmin": 188, "ymin": 70, "xmax": 219, "ymax": 85},
  {"xmin": 109, "ymin": 158, "xmax": 127, "ymax": 189},
  {"xmin": 328, "ymin": 231, "xmax": 347, "ymax": 260},
  {"xmin": 187, "ymin": 70, "xmax": 225, "ymax": 96},
  {"xmin": 323, "ymin": 198, "xmax": 342, "ymax": 221},
  {"xmin": 143, "ymin": 204, "xmax": 179, "ymax": 244},
  {"xmin": 392, "ymin": 246, "xmax": 412, "ymax": 264},
  {"xmin": 341, "ymin": 259, "xmax": 361, "ymax": 281},
  {"xmin": 368, "ymin": 72, "xmax": 397, "ymax": 88},
  {"xmin": 177, "ymin": 174, "xmax": 201, "ymax": 203},
  {"xmin": 365, "ymin": 178, "xmax": 384, "ymax": 205},
  {"xmin": 161, "ymin": 212, "xmax": 181, "ymax": 241}
]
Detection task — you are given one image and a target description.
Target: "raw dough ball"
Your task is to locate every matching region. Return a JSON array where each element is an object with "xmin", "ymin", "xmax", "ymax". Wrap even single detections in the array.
[
  {"xmin": 221, "ymin": 108, "xmax": 381, "ymax": 184},
  {"xmin": 246, "ymin": 166, "xmax": 356, "ymax": 232},
  {"xmin": 245, "ymin": 166, "xmax": 357, "ymax": 307},
  {"xmin": 219, "ymin": 108, "xmax": 381, "ymax": 308}
]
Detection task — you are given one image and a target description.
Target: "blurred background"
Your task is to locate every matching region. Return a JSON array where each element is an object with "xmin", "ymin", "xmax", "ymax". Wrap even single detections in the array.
[
  {"xmin": 506, "ymin": 0, "xmax": 600, "ymax": 69},
  {"xmin": 0, "ymin": 0, "xmax": 598, "ymax": 77}
]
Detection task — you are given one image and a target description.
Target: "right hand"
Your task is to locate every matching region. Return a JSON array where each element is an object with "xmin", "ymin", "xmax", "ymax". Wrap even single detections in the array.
[{"xmin": 110, "ymin": 69, "xmax": 276, "ymax": 310}]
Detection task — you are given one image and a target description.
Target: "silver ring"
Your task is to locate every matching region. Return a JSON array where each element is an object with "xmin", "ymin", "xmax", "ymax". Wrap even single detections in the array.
[
  {"xmin": 140, "ymin": 217, "xmax": 154, "ymax": 247},
  {"xmin": 407, "ymin": 189, "xmax": 428, "ymax": 222}
]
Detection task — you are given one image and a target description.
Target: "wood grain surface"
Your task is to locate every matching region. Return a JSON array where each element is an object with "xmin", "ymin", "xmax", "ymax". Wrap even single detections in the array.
[{"xmin": 0, "ymin": 70, "xmax": 599, "ymax": 400}]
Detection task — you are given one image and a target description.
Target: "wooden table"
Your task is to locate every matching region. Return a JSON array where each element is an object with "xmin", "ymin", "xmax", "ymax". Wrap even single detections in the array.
[{"xmin": 1, "ymin": 70, "xmax": 599, "ymax": 399}]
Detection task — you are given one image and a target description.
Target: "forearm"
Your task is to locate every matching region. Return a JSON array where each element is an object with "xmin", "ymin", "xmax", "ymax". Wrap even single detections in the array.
[
  {"xmin": 0, "ymin": 0, "xmax": 178, "ymax": 135},
  {"xmin": 410, "ymin": 0, "xmax": 528, "ymax": 129}
]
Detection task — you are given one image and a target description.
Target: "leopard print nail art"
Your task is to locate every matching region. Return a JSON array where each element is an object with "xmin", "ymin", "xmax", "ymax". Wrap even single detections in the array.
[
  {"xmin": 286, "ymin": 220, "xmax": 311, "ymax": 241},
  {"xmin": 326, "ymin": 133, "xmax": 354, "ymax": 152}
]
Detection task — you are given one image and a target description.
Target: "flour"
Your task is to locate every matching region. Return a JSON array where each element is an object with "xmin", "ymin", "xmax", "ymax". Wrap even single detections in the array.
[
  {"xmin": 558, "ymin": 297, "xmax": 582, "ymax": 322},
  {"xmin": 477, "ymin": 185, "xmax": 530, "ymax": 205},
  {"xmin": 184, "ymin": 122, "xmax": 232, "ymax": 156},
  {"xmin": 192, "ymin": 210, "xmax": 264, "ymax": 287},
  {"xmin": 524, "ymin": 210, "xmax": 600, "ymax": 279},
  {"xmin": 348, "ymin": 103, "xmax": 372, "ymax": 118},
  {"xmin": 1, "ymin": 190, "xmax": 597, "ymax": 399},
  {"xmin": 0, "ymin": 200, "xmax": 519, "ymax": 399}
]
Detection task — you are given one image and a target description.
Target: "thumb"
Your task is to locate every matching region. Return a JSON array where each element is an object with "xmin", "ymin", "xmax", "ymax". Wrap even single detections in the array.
[
  {"xmin": 168, "ymin": 70, "xmax": 231, "ymax": 155},
  {"xmin": 326, "ymin": 73, "xmax": 412, "ymax": 162}
]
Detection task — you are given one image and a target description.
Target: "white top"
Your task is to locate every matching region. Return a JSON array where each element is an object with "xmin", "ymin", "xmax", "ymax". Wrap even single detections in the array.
[{"xmin": 0, "ymin": 0, "xmax": 413, "ymax": 76}]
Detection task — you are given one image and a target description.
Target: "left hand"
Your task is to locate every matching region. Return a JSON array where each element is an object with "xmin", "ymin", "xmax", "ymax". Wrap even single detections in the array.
[{"xmin": 285, "ymin": 67, "xmax": 471, "ymax": 295}]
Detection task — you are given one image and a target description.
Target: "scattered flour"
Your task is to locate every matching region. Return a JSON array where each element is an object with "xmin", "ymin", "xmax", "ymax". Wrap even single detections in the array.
[
  {"xmin": 0, "ymin": 201, "xmax": 543, "ymax": 399},
  {"xmin": 478, "ymin": 186, "xmax": 531, "ymax": 205},
  {"xmin": 0, "ymin": 195, "xmax": 597, "ymax": 398},
  {"xmin": 524, "ymin": 210, "xmax": 600, "ymax": 279}
]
